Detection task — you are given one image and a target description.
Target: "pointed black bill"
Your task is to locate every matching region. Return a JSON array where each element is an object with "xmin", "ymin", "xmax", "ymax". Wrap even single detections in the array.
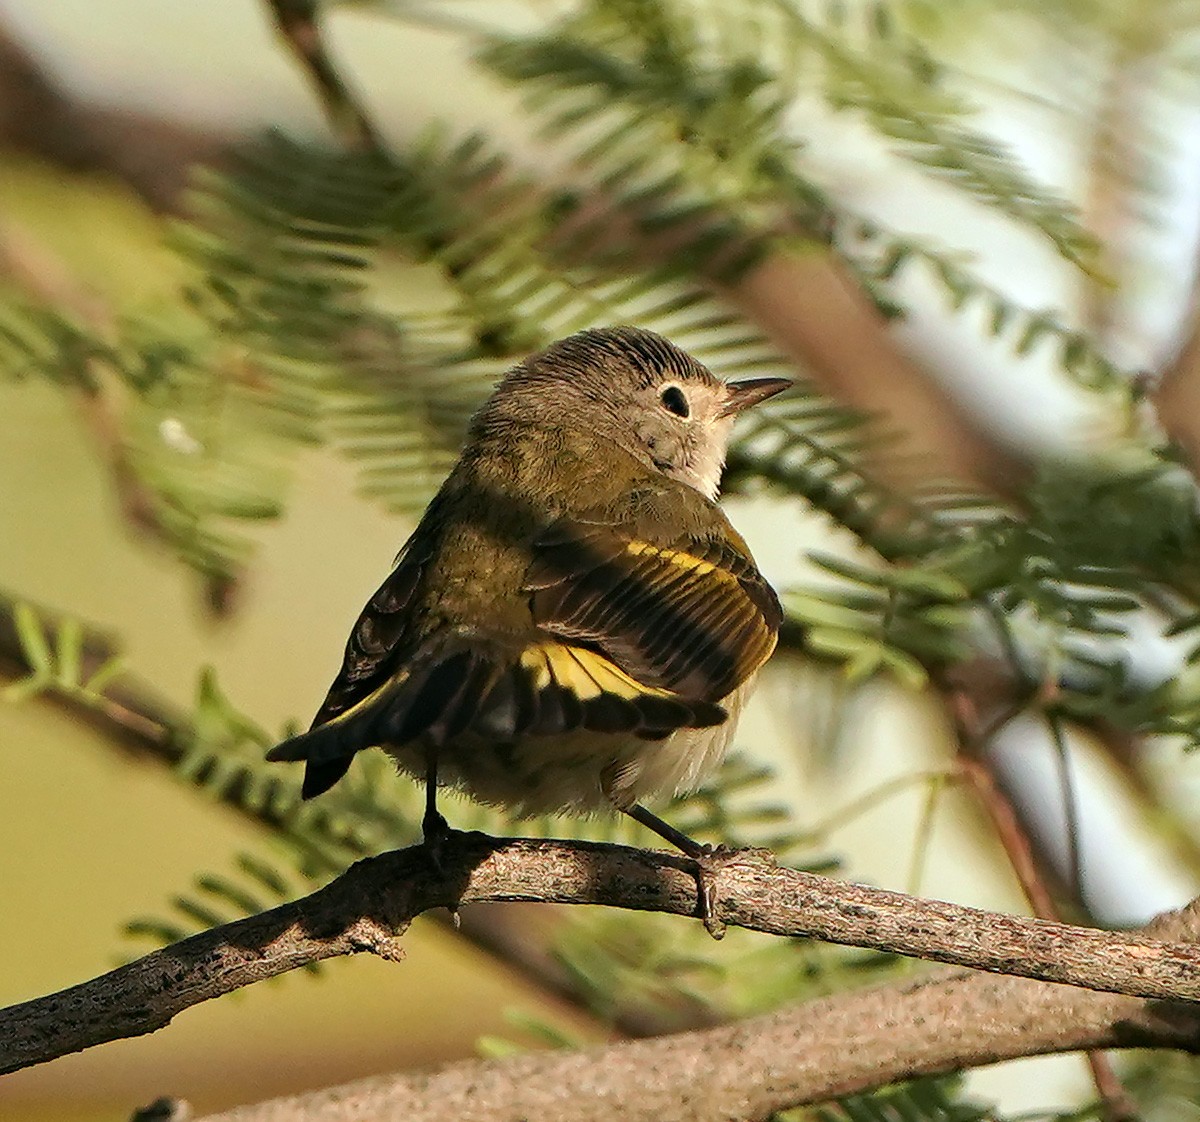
[{"xmin": 720, "ymin": 377, "xmax": 792, "ymax": 417}]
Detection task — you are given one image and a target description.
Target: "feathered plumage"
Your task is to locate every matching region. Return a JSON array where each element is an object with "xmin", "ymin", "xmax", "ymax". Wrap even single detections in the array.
[{"xmin": 267, "ymin": 326, "xmax": 787, "ymax": 825}]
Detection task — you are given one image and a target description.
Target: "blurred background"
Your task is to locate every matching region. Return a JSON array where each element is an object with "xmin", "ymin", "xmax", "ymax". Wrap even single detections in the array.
[{"xmin": 6, "ymin": 1, "xmax": 1200, "ymax": 1119}]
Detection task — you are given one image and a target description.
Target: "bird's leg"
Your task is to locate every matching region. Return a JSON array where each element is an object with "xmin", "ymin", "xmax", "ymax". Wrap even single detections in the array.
[
  {"xmin": 421, "ymin": 747, "xmax": 464, "ymax": 926},
  {"xmin": 624, "ymin": 803, "xmax": 706, "ymax": 856},
  {"xmin": 623, "ymin": 803, "xmax": 736, "ymax": 938},
  {"xmin": 422, "ymin": 745, "xmax": 452, "ymax": 870}
]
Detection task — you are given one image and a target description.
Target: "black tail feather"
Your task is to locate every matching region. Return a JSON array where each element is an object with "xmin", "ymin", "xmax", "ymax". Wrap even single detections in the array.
[
  {"xmin": 301, "ymin": 756, "xmax": 353, "ymax": 799},
  {"xmin": 265, "ymin": 636, "xmax": 731, "ymax": 800}
]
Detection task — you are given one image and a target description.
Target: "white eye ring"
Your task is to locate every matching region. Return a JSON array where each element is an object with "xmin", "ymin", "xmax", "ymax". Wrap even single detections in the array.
[{"xmin": 659, "ymin": 384, "xmax": 690, "ymax": 418}]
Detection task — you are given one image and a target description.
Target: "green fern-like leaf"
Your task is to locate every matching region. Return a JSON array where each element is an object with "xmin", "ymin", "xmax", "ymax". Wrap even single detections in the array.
[
  {"xmin": 843, "ymin": 228, "xmax": 1130, "ymax": 393},
  {"xmin": 785, "ymin": 1, "xmax": 1095, "ymax": 266}
]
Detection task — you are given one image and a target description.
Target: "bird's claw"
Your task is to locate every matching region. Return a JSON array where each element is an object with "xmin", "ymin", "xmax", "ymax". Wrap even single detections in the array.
[
  {"xmin": 421, "ymin": 808, "xmax": 454, "ymax": 874},
  {"xmin": 690, "ymin": 843, "xmax": 741, "ymax": 939}
]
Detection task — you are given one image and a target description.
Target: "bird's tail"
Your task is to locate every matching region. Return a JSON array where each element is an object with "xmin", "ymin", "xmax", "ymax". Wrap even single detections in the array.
[
  {"xmin": 267, "ymin": 636, "xmax": 729, "ymax": 799},
  {"xmin": 265, "ymin": 641, "xmax": 503, "ymax": 799}
]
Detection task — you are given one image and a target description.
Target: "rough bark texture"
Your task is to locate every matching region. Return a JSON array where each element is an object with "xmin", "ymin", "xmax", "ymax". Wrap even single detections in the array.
[
  {"xmin": 5, "ymin": 835, "xmax": 1200, "ymax": 1081},
  {"xmin": 197, "ymin": 969, "xmax": 1200, "ymax": 1122},
  {"xmin": 195, "ymin": 897, "xmax": 1200, "ymax": 1121}
]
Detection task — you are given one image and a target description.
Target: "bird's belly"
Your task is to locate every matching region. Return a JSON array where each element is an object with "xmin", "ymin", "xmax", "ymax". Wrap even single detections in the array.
[{"xmin": 384, "ymin": 679, "xmax": 752, "ymax": 817}]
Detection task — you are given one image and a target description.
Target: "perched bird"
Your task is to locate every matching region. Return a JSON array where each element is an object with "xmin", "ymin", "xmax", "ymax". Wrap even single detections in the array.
[{"xmin": 268, "ymin": 325, "xmax": 788, "ymax": 926}]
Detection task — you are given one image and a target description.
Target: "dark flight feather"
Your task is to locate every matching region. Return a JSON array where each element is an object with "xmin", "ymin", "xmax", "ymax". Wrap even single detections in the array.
[{"xmin": 526, "ymin": 517, "xmax": 780, "ymax": 704}]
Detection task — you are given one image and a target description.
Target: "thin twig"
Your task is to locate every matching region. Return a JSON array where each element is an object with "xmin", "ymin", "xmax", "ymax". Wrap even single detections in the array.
[
  {"xmin": 0, "ymin": 221, "xmax": 241, "ymax": 611},
  {"xmin": 804, "ymin": 768, "xmax": 957, "ymax": 846},
  {"xmin": 950, "ymin": 687, "xmax": 1141, "ymax": 1122},
  {"xmin": 906, "ymin": 770, "xmax": 947, "ymax": 898},
  {"xmin": 1046, "ymin": 710, "xmax": 1085, "ymax": 904},
  {"xmin": 265, "ymin": 0, "xmax": 384, "ymax": 154},
  {"xmin": 957, "ymin": 753, "xmax": 1058, "ymax": 917}
]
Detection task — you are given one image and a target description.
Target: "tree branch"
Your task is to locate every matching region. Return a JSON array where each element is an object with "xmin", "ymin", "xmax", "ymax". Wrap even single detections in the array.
[
  {"xmin": 0, "ymin": 218, "xmax": 247, "ymax": 613},
  {"xmin": 0, "ymin": 597, "xmax": 689, "ymax": 1039},
  {"xmin": 0, "ymin": 592, "xmax": 185, "ymax": 756},
  {"xmin": 6, "ymin": 834, "xmax": 1200, "ymax": 1080},
  {"xmin": 264, "ymin": 0, "xmax": 383, "ymax": 154},
  {"xmin": 722, "ymin": 249, "xmax": 1030, "ymax": 495},
  {"xmin": 0, "ymin": 25, "xmax": 227, "ymax": 211},
  {"xmin": 196, "ymin": 950, "xmax": 1200, "ymax": 1121}
]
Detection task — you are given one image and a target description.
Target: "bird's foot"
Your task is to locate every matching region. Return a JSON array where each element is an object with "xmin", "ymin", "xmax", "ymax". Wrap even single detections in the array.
[
  {"xmin": 683, "ymin": 843, "xmax": 777, "ymax": 938},
  {"xmin": 687, "ymin": 843, "xmax": 741, "ymax": 940},
  {"xmin": 421, "ymin": 807, "xmax": 455, "ymax": 874},
  {"xmin": 421, "ymin": 807, "xmax": 465, "ymax": 925},
  {"xmin": 619, "ymin": 803, "xmax": 768, "ymax": 938}
]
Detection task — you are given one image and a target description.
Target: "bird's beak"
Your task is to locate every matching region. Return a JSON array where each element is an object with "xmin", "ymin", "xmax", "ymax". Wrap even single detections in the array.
[{"xmin": 720, "ymin": 377, "xmax": 793, "ymax": 418}]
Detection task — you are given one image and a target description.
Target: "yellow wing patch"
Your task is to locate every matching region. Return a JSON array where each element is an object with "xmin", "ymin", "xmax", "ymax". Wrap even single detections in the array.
[
  {"xmin": 516, "ymin": 640, "xmax": 727, "ymax": 737},
  {"xmin": 520, "ymin": 641, "xmax": 674, "ymax": 701},
  {"xmin": 527, "ymin": 514, "xmax": 782, "ymax": 705},
  {"xmin": 625, "ymin": 540, "xmax": 718, "ymax": 578}
]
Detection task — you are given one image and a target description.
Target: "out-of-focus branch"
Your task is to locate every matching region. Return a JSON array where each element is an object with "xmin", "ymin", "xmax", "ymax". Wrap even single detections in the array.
[
  {"xmin": 946, "ymin": 684, "xmax": 1140, "ymax": 1122},
  {"xmin": 265, "ymin": 0, "xmax": 383, "ymax": 154},
  {"xmin": 1077, "ymin": 25, "xmax": 1199, "ymax": 490},
  {"xmin": 724, "ymin": 249, "xmax": 1029, "ymax": 495},
  {"xmin": 0, "ymin": 27, "xmax": 244, "ymax": 607},
  {"xmin": 0, "ymin": 27, "xmax": 227, "ymax": 211},
  {"xmin": 1079, "ymin": 44, "xmax": 1140, "ymax": 349},
  {"xmin": 0, "ymin": 216, "xmax": 108, "ymax": 322},
  {"xmin": 1150, "ymin": 77, "xmax": 1200, "ymax": 471},
  {"xmin": 196, "ymin": 907, "xmax": 1200, "ymax": 1122},
  {"xmin": 0, "ymin": 221, "xmax": 243, "ymax": 610},
  {"xmin": 6, "ymin": 835, "xmax": 1200, "ymax": 1079},
  {"xmin": 0, "ymin": 592, "xmax": 185, "ymax": 756},
  {"xmin": 1156, "ymin": 293, "xmax": 1200, "ymax": 467}
]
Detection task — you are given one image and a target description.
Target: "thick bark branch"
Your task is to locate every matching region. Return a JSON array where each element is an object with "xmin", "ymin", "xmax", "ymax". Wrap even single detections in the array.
[
  {"xmin": 5, "ymin": 834, "xmax": 1200, "ymax": 1079},
  {"xmin": 723, "ymin": 250, "xmax": 1030, "ymax": 495},
  {"xmin": 0, "ymin": 598, "xmax": 693, "ymax": 1038},
  {"xmin": 196, "ymin": 959, "xmax": 1200, "ymax": 1122}
]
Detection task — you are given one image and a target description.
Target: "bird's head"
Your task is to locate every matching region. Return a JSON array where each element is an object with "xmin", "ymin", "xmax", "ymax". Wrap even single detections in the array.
[{"xmin": 486, "ymin": 326, "xmax": 791, "ymax": 499}]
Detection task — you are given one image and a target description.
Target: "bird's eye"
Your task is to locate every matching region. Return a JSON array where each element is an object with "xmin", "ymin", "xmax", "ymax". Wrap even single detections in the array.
[{"xmin": 660, "ymin": 385, "xmax": 690, "ymax": 418}]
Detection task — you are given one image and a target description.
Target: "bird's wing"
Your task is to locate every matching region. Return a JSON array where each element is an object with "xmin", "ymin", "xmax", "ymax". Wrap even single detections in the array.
[
  {"xmin": 268, "ymin": 483, "xmax": 781, "ymax": 799},
  {"xmin": 309, "ymin": 531, "xmax": 435, "ymax": 729},
  {"xmin": 266, "ymin": 527, "xmax": 436, "ymax": 797},
  {"xmin": 401, "ymin": 488, "xmax": 781, "ymax": 753},
  {"xmin": 524, "ymin": 485, "xmax": 781, "ymax": 706}
]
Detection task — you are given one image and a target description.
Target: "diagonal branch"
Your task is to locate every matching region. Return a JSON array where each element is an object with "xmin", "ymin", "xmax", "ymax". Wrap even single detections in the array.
[
  {"xmin": 0, "ymin": 24, "xmax": 226, "ymax": 211},
  {"xmin": 6, "ymin": 834, "xmax": 1200, "ymax": 1079},
  {"xmin": 0, "ymin": 597, "xmax": 703, "ymax": 1038},
  {"xmin": 0, "ymin": 222, "xmax": 246, "ymax": 613},
  {"xmin": 265, "ymin": 0, "xmax": 384, "ymax": 154},
  {"xmin": 197, "ymin": 937, "xmax": 1200, "ymax": 1121},
  {"xmin": 722, "ymin": 250, "xmax": 1030, "ymax": 494}
]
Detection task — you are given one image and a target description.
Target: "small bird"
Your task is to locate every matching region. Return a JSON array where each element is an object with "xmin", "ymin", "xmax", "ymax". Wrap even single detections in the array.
[{"xmin": 268, "ymin": 325, "xmax": 789, "ymax": 928}]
